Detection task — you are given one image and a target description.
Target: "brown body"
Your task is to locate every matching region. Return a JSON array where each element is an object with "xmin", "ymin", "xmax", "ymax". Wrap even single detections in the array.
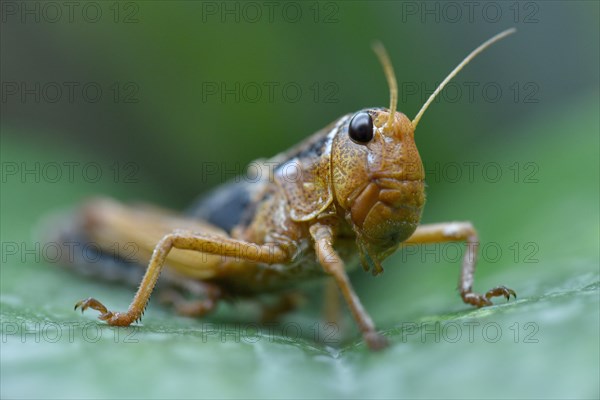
[
  {"xmin": 54, "ymin": 30, "xmax": 517, "ymax": 350},
  {"xmin": 74, "ymin": 109, "xmax": 423, "ymax": 292}
]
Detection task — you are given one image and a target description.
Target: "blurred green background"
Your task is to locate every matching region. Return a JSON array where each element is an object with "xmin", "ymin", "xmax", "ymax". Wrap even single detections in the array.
[{"xmin": 1, "ymin": 1, "xmax": 598, "ymax": 399}]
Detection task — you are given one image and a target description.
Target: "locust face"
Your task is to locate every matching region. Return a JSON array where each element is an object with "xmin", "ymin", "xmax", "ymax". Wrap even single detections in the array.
[
  {"xmin": 331, "ymin": 108, "xmax": 425, "ymax": 274},
  {"xmin": 328, "ymin": 28, "xmax": 516, "ymax": 274}
]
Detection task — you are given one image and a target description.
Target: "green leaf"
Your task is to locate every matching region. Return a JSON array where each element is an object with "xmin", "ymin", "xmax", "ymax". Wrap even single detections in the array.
[{"xmin": 1, "ymin": 95, "xmax": 598, "ymax": 399}]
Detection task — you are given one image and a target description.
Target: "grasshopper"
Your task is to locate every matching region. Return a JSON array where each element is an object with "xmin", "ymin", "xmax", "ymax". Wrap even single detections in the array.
[{"xmin": 53, "ymin": 29, "xmax": 517, "ymax": 350}]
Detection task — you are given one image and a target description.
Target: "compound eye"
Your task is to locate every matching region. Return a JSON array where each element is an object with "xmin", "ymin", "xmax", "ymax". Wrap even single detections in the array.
[{"xmin": 348, "ymin": 112, "xmax": 374, "ymax": 143}]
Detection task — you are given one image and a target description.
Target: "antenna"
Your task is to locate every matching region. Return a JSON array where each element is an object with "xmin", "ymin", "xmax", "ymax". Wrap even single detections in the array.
[
  {"xmin": 412, "ymin": 28, "xmax": 517, "ymax": 129},
  {"xmin": 372, "ymin": 41, "xmax": 398, "ymax": 130}
]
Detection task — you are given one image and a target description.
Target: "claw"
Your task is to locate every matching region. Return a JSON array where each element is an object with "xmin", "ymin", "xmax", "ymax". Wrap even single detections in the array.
[
  {"xmin": 485, "ymin": 285, "xmax": 517, "ymax": 303},
  {"xmin": 74, "ymin": 298, "xmax": 136, "ymax": 326},
  {"xmin": 462, "ymin": 285, "xmax": 517, "ymax": 308},
  {"xmin": 74, "ymin": 297, "xmax": 109, "ymax": 314}
]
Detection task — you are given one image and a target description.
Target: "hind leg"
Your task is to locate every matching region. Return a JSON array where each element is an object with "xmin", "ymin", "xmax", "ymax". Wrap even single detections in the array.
[
  {"xmin": 68, "ymin": 198, "xmax": 296, "ymax": 326},
  {"xmin": 76, "ymin": 230, "xmax": 294, "ymax": 326}
]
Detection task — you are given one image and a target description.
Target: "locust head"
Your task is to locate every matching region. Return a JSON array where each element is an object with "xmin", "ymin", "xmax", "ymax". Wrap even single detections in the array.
[
  {"xmin": 330, "ymin": 30, "xmax": 516, "ymax": 275},
  {"xmin": 331, "ymin": 109, "xmax": 424, "ymax": 275}
]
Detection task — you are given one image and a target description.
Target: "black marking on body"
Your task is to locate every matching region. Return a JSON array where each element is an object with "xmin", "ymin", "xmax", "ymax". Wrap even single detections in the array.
[
  {"xmin": 273, "ymin": 133, "xmax": 330, "ymax": 172},
  {"xmin": 186, "ymin": 181, "xmax": 257, "ymax": 234},
  {"xmin": 295, "ymin": 134, "xmax": 328, "ymax": 159}
]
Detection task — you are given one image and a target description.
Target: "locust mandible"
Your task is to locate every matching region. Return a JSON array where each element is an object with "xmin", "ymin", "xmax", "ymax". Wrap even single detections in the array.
[{"xmin": 52, "ymin": 29, "xmax": 517, "ymax": 350}]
